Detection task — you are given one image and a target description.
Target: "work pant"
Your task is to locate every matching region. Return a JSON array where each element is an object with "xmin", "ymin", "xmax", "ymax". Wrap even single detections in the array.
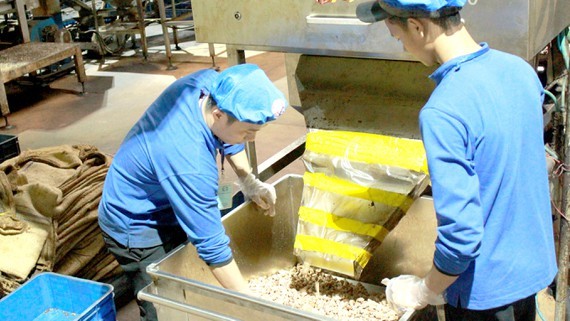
[
  {"xmin": 102, "ymin": 231, "xmax": 187, "ymax": 321},
  {"xmin": 445, "ymin": 294, "xmax": 536, "ymax": 321}
]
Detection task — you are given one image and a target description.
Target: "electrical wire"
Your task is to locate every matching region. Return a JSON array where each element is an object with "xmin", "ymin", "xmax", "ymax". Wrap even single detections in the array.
[
  {"xmin": 543, "ymin": 28, "xmax": 568, "ymax": 113},
  {"xmin": 557, "ymin": 27, "xmax": 569, "ymax": 71},
  {"xmin": 79, "ymin": 29, "xmax": 129, "ymax": 55},
  {"xmin": 549, "ymin": 154, "xmax": 570, "ymax": 178},
  {"xmin": 551, "ymin": 199, "xmax": 569, "ymax": 221},
  {"xmin": 536, "ymin": 294, "xmax": 547, "ymax": 321},
  {"xmin": 545, "ymin": 144, "xmax": 559, "ymax": 160},
  {"xmin": 548, "ymin": 151, "xmax": 570, "ymax": 221},
  {"xmin": 545, "ymin": 89, "xmax": 561, "ymax": 112}
]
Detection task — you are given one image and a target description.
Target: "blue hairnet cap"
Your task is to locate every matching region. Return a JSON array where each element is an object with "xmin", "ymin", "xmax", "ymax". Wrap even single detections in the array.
[
  {"xmin": 357, "ymin": 0, "xmax": 466, "ymax": 23},
  {"xmin": 211, "ymin": 64, "xmax": 288, "ymax": 125}
]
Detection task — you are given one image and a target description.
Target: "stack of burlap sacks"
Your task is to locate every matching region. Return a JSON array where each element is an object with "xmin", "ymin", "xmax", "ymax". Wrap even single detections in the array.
[{"xmin": 0, "ymin": 145, "xmax": 122, "ymax": 297}]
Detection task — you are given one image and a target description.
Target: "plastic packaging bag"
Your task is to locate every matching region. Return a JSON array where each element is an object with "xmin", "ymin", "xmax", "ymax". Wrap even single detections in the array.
[{"xmin": 294, "ymin": 130, "xmax": 429, "ymax": 279}]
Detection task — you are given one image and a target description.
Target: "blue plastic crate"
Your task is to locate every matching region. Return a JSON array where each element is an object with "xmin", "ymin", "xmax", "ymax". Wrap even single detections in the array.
[{"xmin": 0, "ymin": 272, "xmax": 116, "ymax": 321}]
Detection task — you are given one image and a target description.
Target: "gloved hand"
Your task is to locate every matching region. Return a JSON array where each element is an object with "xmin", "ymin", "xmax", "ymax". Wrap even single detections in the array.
[
  {"xmin": 237, "ymin": 173, "xmax": 277, "ymax": 216},
  {"xmin": 382, "ymin": 275, "xmax": 446, "ymax": 312}
]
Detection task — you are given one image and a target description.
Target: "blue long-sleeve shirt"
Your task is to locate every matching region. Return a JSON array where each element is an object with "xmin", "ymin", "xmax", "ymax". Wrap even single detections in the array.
[
  {"xmin": 420, "ymin": 43, "xmax": 557, "ymax": 309},
  {"xmin": 98, "ymin": 69, "xmax": 244, "ymax": 266}
]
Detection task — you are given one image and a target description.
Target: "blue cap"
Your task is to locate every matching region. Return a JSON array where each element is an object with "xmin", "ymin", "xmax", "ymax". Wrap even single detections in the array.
[
  {"xmin": 211, "ymin": 64, "xmax": 288, "ymax": 125},
  {"xmin": 356, "ymin": 0, "xmax": 466, "ymax": 23}
]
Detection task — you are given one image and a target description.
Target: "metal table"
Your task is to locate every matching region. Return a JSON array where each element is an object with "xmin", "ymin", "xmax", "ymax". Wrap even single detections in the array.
[{"xmin": 0, "ymin": 42, "xmax": 86, "ymax": 117}]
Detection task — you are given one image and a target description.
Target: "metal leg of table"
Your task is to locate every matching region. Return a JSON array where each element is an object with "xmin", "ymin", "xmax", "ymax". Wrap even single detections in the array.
[
  {"xmin": 14, "ymin": 0, "xmax": 30, "ymax": 43},
  {"xmin": 135, "ymin": 0, "xmax": 148, "ymax": 59},
  {"xmin": 208, "ymin": 43, "xmax": 217, "ymax": 69},
  {"xmin": 226, "ymin": 47, "xmax": 257, "ymax": 175},
  {"xmin": 73, "ymin": 46, "xmax": 87, "ymax": 94},
  {"xmin": 157, "ymin": 0, "xmax": 176, "ymax": 70},
  {"xmin": 0, "ymin": 83, "xmax": 9, "ymax": 117},
  {"xmin": 173, "ymin": 27, "xmax": 182, "ymax": 50},
  {"xmin": 0, "ymin": 85, "xmax": 14, "ymax": 129}
]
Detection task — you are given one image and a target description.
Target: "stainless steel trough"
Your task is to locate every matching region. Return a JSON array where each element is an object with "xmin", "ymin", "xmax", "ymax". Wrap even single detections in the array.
[{"xmin": 139, "ymin": 174, "xmax": 438, "ymax": 321}]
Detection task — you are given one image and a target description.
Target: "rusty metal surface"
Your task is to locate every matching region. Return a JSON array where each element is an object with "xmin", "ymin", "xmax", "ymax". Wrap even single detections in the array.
[
  {"xmin": 0, "ymin": 42, "xmax": 85, "ymax": 116},
  {"xmin": 0, "ymin": 42, "xmax": 80, "ymax": 82}
]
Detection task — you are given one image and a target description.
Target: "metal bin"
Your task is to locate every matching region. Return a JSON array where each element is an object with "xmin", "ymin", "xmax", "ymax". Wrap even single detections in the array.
[{"xmin": 139, "ymin": 174, "xmax": 438, "ymax": 321}]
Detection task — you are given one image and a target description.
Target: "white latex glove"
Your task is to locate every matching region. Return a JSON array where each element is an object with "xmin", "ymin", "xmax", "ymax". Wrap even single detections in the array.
[
  {"xmin": 382, "ymin": 275, "xmax": 446, "ymax": 312},
  {"xmin": 237, "ymin": 173, "xmax": 277, "ymax": 216}
]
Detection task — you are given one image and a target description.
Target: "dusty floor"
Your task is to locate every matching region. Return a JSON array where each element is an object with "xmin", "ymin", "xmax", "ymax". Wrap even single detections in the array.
[{"xmin": 1, "ymin": 28, "xmax": 560, "ymax": 321}]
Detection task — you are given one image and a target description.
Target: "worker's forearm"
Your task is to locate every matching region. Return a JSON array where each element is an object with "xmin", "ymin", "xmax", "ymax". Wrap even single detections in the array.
[
  {"xmin": 424, "ymin": 265, "xmax": 458, "ymax": 295},
  {"xmin": 225, "ymin": 150, "xmax": 251, "ymax": 178},
  {"xmin": 210, "ymin": 259, "xmax": 250, "ymax": 293}
]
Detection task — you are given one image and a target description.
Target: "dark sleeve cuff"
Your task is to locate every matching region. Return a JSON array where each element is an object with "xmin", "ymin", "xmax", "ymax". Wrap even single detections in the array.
[
  {"xmin": 434, "ymin": 261, "xmax": 462, "ymax": 277},
  {"xmin": 207, "ymin": 256, "xmax": 233, "ymax": 268},
  {"xmin": 223, "ymin": 143, "xmax": 245, "ymax": 156}
]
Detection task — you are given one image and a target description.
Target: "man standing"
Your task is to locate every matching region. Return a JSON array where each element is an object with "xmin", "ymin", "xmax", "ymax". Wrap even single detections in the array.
[
  {"xmin": 98, "ymin": 63, "xmax": 288, "ymax": 321},
  {"xmin": 350, "ymin": 0, "xmax": 557, "ymax": 320}
]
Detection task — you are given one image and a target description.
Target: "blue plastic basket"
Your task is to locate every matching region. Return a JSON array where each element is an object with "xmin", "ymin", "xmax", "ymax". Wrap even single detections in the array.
[{"xmin": 0, "ymin": 272, "xmax": 116, "ymax": 321}]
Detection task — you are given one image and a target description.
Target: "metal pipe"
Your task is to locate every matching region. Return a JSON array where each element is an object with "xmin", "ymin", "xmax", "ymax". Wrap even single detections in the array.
[
  {"xmin": 554, "ymin": 72, "xmax": 569, "ymax": 321},
  {"xmin": 245, "ymin": 142, "xmax": 258, "ymax": 177},
  {"xmin": 91, "ymin": 0, "xmax": 98, "ymax": 33},
  {"xmin": 14, "ymin": 0, "xmax": 29, "ymax": 43},
  {"xmin": 156, "ymin": 0, "xmax": 175, "ymax": 70},
  {"xmin": 209, "ymin": 43, "xmax": 217, "ymax": 68},
  {"xmin": 134, "ymin": 0, "xmax": 147, "ymax": 59},
  {"xmin": 171, "ymin": 0, "xmax": 180, "ymax": 49}
]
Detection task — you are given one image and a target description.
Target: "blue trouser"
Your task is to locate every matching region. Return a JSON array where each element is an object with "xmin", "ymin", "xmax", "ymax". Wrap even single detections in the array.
[
  {"xmin": 445, "ymin": 294, "xmax": 536, "ymax": 321},
  {"xmin": 102, "ymin": 230, "xmax": 187, "ymax": 321}
]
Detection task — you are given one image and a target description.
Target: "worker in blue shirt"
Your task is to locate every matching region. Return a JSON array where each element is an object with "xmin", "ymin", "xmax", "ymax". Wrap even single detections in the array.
[
  {"xmin": 346, "ymin": 0, "xmax": 558, "ymax": 320},
  {"xmin": 98, "ymin": 63, "xmax": 288, "ymax": 321}
]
